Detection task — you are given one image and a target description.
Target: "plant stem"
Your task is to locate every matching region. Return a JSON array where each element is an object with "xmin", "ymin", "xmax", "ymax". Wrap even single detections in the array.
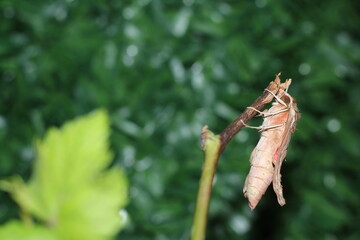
[
  {"xmin": 191, "ymin": 127, "xmax": 220, "ymax": 240},
  {"xmin": 190, "ymin": 75, "xmax": 281, "ymax": 240}
]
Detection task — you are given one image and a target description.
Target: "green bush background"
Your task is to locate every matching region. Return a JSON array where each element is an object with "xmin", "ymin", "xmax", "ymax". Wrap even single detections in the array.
[{"xmin": 1, "ymin": 0, "xmax": 359, "ymax": 239}]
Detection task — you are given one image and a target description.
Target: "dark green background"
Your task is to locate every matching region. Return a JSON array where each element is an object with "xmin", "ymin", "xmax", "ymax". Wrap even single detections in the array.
[{"xmin": 1, "ymin": 0, "xmax": 359, "ymax": 239}]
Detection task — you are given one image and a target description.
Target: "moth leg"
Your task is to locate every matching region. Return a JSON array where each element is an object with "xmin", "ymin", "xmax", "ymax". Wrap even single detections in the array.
[
  {"xmin": 247, "ymin": 107, "xmax": 268, "ymax": 117},
  {"xmin": 240, "ymin": 120, "xmax": 263, "ymax": 130},
  {"xmin": 265, "ymin": 89, "xmax": 287, "ymax": 106},
  {"xmin": 259, "ymin": 122, "xmax": 285, "ymax": 131},
  {"xmin": 240, "ymin": 120, "xmax": 285, "ymax": 131},
  {"xmin": 264, "ymin": 108, "xmax": 289, "ymax": 117},
  {"xmin": 248, "ymin": 107, "xmax": 288, "ymax": 117}
]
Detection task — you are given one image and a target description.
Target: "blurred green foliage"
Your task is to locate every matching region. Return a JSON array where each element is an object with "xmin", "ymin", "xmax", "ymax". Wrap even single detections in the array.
[
  {"xmin": 1, "ymin": 0, "xmax": 360, "ymax": 239},
  {"xmin": 0, "ymin": 110, "xmax": 128, "ymax": 240}
]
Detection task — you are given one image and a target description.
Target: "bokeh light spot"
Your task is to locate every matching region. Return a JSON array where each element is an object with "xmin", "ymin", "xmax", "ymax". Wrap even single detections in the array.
[
  {"xmin": 298, "ymin": 63, "xmax": 311, "ymax": 75},
  {"xmin": 323, "ymin": 173, "xmax": 336, "ymax": 188},
  {"xmin": 126, "ymin": 45, "xmax": 139, "ymax": 57},
  {"xmin": 0, "ymin": 115, "xmax": 7, "ymax": 129},
  {"xmin": 255, "ymin": 0, "xmax": 267, "ymax": 8},
  {"xmin": 229, "ymin": 215, "xmax": 250, "ymax": 234},
  {"xmin": 327, "ymin": 119, "xmax": 341, "ymax": 133}
]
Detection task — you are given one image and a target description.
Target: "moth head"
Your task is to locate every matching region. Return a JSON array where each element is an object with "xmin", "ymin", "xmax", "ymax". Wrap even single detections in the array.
[
  {"xmin": 280, "ymin": 95, "xmax": 291, "ymax": 105},
  {"xmin": 281, "ymin": 91, "xmax": 296, "ymax": 106}
]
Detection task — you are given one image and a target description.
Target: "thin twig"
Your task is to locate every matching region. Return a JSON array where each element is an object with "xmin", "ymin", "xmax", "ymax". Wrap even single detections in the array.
[{"xmin": 219, "ymin": 76, "xmax": 281, "ymax": 153}]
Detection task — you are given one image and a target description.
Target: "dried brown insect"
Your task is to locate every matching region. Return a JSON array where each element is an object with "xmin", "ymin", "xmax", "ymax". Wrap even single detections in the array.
[{"xmin": 242, "ymin": 78, "xmax": 300, "ymax": 210}]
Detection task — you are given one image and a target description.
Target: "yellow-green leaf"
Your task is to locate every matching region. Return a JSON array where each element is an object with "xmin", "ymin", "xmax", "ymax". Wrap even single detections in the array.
[
  {"xmin": 0, "ymin": 221, "xmax": 58, "ymax": 240},
  {"xmin": 55, "ymin": 167, "xmax": 128, "ymax": 240},
  {"xmin": 1, "ymin": 110, "xmax": 129, "ymax": 240}
]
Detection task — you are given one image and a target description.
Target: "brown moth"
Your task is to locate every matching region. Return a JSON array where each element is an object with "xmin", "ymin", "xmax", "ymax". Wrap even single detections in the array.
[{"xmin": 242, "ymin": 78, "xmax": 300, "ymax": 210}]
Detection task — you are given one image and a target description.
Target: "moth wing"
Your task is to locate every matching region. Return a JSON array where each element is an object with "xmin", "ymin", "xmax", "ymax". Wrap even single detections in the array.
[
  {"xmin": 273, "ymin": 148, "xmax": 287, "ymax": 206},
  {"xmin": 272, "ymin": 102, "xmax": 299, "ymax": 206}
]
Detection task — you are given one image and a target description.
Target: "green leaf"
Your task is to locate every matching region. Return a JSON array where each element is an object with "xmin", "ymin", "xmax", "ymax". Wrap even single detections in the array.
[
  {"xmin": 0, "ymin": 221, "xmax": 58, "ymax": 240},
  {"xmin": 7, "ymin": 110, "xmax": 112, "ymax": 221},
  {"xmin": 32, "ymin": 109, "xmax": 112, "ymax": 193},
  {"xmin": 1, "ymin": 110, "xmax": 128, "ymax": 240},
  {"xmin": 55, "ymin": 167, "xmax": 128, "ymax": 240}
]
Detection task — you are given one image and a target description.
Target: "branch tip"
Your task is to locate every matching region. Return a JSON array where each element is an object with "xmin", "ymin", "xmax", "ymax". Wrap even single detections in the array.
[{"xmin": 200, "ymin": 125, "xmax": 209, "ymax": 151}]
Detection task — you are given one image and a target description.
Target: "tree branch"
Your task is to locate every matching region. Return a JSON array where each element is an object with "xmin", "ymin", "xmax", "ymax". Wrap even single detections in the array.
[
  {"xmin": 219, "ymin": 75, "xmax": 281, "ymax": 153},
  {"xmin": 190, "ymin": 74, "xmax": 281, "ymax": 240}
]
